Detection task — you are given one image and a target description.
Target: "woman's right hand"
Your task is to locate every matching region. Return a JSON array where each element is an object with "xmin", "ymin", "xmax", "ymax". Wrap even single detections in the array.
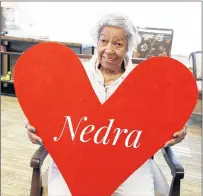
[{"xmin": 26, "ymin": 123, "xmax": 43, "ymax": 145}]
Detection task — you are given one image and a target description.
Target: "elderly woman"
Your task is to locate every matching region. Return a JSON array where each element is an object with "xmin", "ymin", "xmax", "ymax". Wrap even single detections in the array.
[{"xmin": 26, "ymin": 13, "xmax": 187, "ymax": 196}]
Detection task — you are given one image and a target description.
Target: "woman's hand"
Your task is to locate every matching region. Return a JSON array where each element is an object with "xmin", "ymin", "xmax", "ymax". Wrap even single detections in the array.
[
  {"xmin": 26, "ymin": 123, "xmax": 43, "ymax": 145},
  {"xmin": 164, "ymin": 125, "xmax": 187, "ymax": 147}
]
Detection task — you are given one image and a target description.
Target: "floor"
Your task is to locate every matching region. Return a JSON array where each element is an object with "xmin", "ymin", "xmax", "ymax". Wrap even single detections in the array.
[{"xmin": 1, "ymin": 96, "xmax": 202, "ymax": 196}]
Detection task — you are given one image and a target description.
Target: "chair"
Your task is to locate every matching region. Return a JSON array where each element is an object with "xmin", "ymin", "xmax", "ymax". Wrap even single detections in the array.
[
  {"xmin": 29, "ymin": 54, "xmax": 184, "ymax": 196},
  {"xmin": 189, "ymin": 51, "xmax": 202, "ymax": 99}
]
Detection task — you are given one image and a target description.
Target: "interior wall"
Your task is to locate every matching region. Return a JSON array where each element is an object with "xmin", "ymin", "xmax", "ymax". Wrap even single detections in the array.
[{"xmin": 1, "ymin": 2, "xmax": 202, "ymax": 56}]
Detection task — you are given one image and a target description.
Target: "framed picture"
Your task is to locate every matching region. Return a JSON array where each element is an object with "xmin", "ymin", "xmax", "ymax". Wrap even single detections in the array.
[{"xmin": 134, "ymin": 27, "xmax": 174, "ymax": 59}]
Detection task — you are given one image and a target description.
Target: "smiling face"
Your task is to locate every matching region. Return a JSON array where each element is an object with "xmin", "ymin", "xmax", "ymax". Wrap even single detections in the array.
[{"xmin": 97, "ymin": 26, "xmax": 128, "ymax": 71}]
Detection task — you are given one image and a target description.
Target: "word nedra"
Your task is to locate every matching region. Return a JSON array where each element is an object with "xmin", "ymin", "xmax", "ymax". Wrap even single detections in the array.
[{"xmin": 53, "ymin": 116, "xmax": 142, "ymax": 148}]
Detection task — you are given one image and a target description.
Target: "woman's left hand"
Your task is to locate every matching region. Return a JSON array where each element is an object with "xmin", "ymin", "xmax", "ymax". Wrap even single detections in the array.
[{"xmin": 164, "ymin": 125, "xmax": 187, "ymax": 147}]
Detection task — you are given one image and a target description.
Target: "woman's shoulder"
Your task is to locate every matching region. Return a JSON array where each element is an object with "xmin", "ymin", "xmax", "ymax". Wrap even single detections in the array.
[{"xmin": 81, "ymin": 55, "xmax": 97, "ymax": 72}]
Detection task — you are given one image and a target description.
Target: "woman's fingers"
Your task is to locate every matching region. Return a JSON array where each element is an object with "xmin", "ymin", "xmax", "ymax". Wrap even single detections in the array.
[
  {"xmin": 164, "ymin": 129, "xmax": 187, "ymax": 147},
  {"xmin": 26, "ymin": 124, "xmax": 36, "ymax": 133},
  {"xmin": 26, "ymin": 123, "xmax": 43, "ymax": 145},
  {"xmin": 27, "ymin": 131, "xmax": 43, "ymax": 145},
  {"xmin": 164, "ymin": 138, "xmax": 177, "ymax": 147}
]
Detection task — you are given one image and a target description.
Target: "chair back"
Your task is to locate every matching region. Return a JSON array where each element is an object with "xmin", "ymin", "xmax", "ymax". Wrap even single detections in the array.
[{"xmin": 189, "ymin": 51, "xmax": 202, "ymax": 81}]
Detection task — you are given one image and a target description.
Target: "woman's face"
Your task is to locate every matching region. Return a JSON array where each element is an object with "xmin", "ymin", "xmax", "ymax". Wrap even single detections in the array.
[{"xmin": 97, "ymin": 26, "xmax": 128, "ymax": 70}]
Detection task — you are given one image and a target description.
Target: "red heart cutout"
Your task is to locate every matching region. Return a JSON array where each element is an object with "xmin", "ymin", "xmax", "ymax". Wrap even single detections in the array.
[{"xmin": 14, "ymin": 43, "xmax": 198, "ymax": 196}]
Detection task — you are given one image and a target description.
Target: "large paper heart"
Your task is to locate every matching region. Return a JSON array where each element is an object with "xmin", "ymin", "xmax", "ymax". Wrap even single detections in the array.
[{"xmin": 14, "ymin": 43, "xmax": 198, "ymax": 196}]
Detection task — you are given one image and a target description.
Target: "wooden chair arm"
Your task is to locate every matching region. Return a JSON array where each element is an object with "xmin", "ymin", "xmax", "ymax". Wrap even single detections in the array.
[
  {"xmin": 30, "ymin": 145, "xmax": 48, "ymax": 168},
  {"xmin": 30, "ymin": 145, "xmax": 48, "ymax": 196},
  {"xmin": 161, "ymin": 146, "xmax": 184, "ymax": 196},
  {"xmin": 161, "ymin": 146, "xmax": 184, "ymax": 179}
]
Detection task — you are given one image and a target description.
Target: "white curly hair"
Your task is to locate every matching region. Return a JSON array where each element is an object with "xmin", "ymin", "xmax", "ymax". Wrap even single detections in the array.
[{"xmin": 90, "ymin": 13, "xmax": 141, "ymax": 53}]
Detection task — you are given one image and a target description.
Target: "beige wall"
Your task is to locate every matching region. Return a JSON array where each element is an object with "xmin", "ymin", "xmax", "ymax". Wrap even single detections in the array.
[{"xmin": 1, "ymin": 2, "xmax": 201, "ymax": 57}]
